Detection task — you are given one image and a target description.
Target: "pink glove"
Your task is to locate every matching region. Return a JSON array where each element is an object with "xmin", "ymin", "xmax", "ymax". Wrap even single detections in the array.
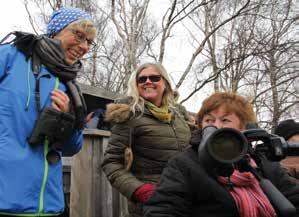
[{"xmin": 133, "ymin": 183, "xmax": 156, "ymax": 203}]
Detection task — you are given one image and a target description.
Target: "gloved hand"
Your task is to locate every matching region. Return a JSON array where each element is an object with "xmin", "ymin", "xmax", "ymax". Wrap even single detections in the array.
[{"xmin": 133, "ymin": 183, "xmax": 156, "ymax": 203}]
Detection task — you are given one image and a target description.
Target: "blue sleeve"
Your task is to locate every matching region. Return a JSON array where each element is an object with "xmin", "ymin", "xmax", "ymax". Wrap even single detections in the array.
[
  {"xmin": 62, "ymin": 129, "xmax": 83, "ymax": 156},
  {"xmin": 0, "ymin": 52, "xmax": 5, "ymax": 79},
  {"xmin": 0, "ymin": 45, "xmax": 16, "ymax": 81}
]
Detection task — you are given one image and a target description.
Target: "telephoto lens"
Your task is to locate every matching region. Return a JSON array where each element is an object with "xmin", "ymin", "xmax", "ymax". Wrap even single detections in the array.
[{"xmin": 198, "ymin": 126, "xmax": 248, "ymax": 176}]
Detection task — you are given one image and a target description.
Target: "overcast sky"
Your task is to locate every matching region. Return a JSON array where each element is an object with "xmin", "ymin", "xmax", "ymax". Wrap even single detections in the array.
[
  {"xmin": 0, "ymin": 0, "xmax": 206, "ymax": 112},
  {"xmin": 0, "ymin": 0, "xmax": 32, "ymax": 38}
]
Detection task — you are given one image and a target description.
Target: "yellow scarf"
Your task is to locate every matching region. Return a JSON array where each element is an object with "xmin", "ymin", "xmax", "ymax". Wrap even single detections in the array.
[{"xmin": 145, "ymin": 101, "xmax": 172, "ymax": 123}]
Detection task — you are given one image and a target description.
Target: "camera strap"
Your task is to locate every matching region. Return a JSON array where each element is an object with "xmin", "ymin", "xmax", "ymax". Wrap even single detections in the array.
[
  {"xmin": 65, "ymin": 80, "xmax": 87, "ymax": 130},
  {"xmin": 31, "ymin": 55, "xmax": 60, "ymax": 114},
  {"xmin": 34, "ymin": 77, "xmax": 59, "ymax": 114},
  {"xmin": 32, "ymin": 68, "xmax": 86, "ymax": 130}
]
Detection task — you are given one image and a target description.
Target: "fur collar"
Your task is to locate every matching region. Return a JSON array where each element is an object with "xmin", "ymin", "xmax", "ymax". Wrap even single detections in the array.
[{"xmin": 105, "ymin": 102, "xmax": 131, "ymax": 123}]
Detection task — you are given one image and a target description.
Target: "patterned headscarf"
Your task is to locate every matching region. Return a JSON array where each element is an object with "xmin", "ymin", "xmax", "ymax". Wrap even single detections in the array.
[{"xmin": 47, "ymin": 7, "xmax": 92, "ymax": 37}]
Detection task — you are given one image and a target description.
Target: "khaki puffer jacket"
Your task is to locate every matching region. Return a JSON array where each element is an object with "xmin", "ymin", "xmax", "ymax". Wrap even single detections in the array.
[{"xmin": 101, "ymin": 98, "xmax": 191, "ymax": 215}]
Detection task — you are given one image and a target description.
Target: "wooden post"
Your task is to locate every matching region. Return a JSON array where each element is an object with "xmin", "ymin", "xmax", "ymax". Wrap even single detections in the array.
[{"xmin": 70, "ymin": 129, "xmax": 128, "ymax": 217}]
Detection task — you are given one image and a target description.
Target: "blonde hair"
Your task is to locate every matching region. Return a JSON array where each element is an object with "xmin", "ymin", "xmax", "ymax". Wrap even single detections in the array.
[
  {"xmin": 65, "ymin": 19, "xmax": 96, "ymax": 36},
  {"xmin": 127, "ymin": 63, "xmax": 175, "ymax": 115},
  {"xmin": 197, "ymin": 92, "xmax": 257, "ymax": 129}
]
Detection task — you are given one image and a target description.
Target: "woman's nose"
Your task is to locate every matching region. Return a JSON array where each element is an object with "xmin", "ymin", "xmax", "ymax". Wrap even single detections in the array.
[
  {"xmin": 213, "ymin": 119, "xmax": 223, "ymax": 129},
  {"xmin": 78, "ymin": 40, "xmax": 89, "ymax": 53},
  {"xmin": 144, "ymin": 79, "xmax": 151, "ymax": 84}
]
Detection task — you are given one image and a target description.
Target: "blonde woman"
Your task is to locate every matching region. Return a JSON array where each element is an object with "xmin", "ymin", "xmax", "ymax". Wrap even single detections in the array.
[{"xmin": 102, "ymin": 63, "xmax": 191, "ymax": 217}]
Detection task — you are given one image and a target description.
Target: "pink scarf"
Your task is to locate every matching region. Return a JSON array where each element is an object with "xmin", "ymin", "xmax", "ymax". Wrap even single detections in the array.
[{"xmin": 218, "ymin": 170, "xmax": 277, "ymax": 217}]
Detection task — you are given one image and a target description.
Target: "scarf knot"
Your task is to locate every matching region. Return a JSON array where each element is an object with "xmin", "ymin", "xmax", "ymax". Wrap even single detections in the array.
[{"xmin": 145, "ymin": 101, "xmax": 172, "ymax": 123}]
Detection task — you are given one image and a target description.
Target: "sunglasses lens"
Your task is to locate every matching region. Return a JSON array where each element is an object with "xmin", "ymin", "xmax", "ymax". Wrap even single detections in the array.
[
  {"xmin": 137, "ymin": 76, "xmax": 148, "ymax": 83},
  {"xmin": 137, "ymin": 75, "xmax": 161, "ymax": 84},
  {"xmin": 149, "ymin": 75, "xmax": 161, "ymax": 82}
]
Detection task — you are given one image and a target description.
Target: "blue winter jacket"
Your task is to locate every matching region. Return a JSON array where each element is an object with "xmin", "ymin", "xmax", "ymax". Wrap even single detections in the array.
[{"xmin": 0, "ymin": 44, "xmax": 83, "ymax": 216}]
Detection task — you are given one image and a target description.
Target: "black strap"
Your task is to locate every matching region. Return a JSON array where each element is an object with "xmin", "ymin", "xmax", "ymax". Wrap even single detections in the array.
[
  {"xmin": 34, "ymin": 77, "xmax": 41, "ymax": 113},
  {"xmin": 66, "ymin": 81, "xmax": 87, "ymax": 130},
  {"xmin": 32, "ymin": 53, "xmax": 42, "ymax": 113},
  {"xmin": 0, "ymin": 31, "xmax": 16, "ymax": 45}
]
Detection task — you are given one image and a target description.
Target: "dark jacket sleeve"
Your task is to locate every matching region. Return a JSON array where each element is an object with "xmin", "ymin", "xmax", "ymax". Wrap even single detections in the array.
[
  {"xmin": 101, "ymin": 122, "xmax": 144, "ymax": 199},
  {"xmin": 260, "ymin": 156, "xmax": 299, "ymax": 216},
  {"xmin": 62, "ymin": 129, "xmax": 83, "ymax": 156},
  {"xmin": 143, "ymin": 156, "xmax": 193, "ymax": 217}
]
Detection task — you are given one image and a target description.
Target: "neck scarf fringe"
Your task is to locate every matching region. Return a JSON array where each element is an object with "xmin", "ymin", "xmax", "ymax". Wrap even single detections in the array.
[{"xmin": 218, "ymin": 170, "xmax": 277, "ymax": 217}]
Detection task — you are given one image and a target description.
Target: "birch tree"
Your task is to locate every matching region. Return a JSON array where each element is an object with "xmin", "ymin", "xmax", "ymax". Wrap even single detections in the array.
[{"xmin": 252, "ymin": 0, "xmax": 298, "ymax": 129}]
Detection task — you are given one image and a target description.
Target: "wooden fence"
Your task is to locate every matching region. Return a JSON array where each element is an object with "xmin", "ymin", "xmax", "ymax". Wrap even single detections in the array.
[{"xmin": 66, "ymin": 129, "xmax": 129, "ymax": 217}]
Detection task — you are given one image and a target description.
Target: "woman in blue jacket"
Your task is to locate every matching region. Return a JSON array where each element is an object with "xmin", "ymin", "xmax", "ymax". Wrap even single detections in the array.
[{"xmin": 0, "ymin": 7, "xmax": 96, "ymax": 216}]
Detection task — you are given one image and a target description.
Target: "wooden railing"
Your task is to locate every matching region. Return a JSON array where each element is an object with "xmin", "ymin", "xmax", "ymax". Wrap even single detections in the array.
[{"xmin": 69, "ymin": 129, "xmax": 129, "ymax": 217}]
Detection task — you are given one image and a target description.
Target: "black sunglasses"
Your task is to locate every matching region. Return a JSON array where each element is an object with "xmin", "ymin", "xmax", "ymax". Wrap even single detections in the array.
[{"xmin": 137, "ymin": 75, "xmax": 162, "ymax": 84}]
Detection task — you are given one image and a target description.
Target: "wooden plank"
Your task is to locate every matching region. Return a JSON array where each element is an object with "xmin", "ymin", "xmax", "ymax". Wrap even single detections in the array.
[
  {"xmin": 83, "ymin": 128, "xmax": 111, "ymax": 137},
  {"xmin": 70, "ymin": 132, "xmax": 128, "ymax": 217},
  {"xmin": 70, "ymin": 136, "xmax": 93, "ymax": 217},
  {"xmin": 98, "ymin": 137, "xmax": 114, "ymax": 217}
]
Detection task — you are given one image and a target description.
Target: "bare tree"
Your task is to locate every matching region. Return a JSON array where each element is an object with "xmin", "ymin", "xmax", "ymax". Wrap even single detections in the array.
[
  {"xmin": 158, "ymin": 0, "xmax": 214, "ymax": 63},
  {"xmin": 175, "ymin": 0, "xmax": 251, "ymax": 90},
  {"xmin": 214, "ymin": 0, "xmax": 262, "ymax": 92},
  {"xmin": 251, "ymin": 0, "xmax": 298, "ymax": 129},
  {"xmin": 109, "ymin": 0, "xmax": 159, "ymax": 90},
  {"xmin": 22, "ymin": 0, "xmax": 61, "ymax": 33}
]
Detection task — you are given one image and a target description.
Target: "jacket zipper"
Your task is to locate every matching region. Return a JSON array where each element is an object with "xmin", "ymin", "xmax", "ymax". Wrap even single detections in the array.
[
  {"xmin": 170, "ymin": 120, "xmax": 182, "ymax": 151},
  {"xmin": 37, "ymin": 77, "xmax": 59, "ymax": 214},
  {"xmin": 38, "ymin": 139, "xmax": 49, "ymax": 215}
]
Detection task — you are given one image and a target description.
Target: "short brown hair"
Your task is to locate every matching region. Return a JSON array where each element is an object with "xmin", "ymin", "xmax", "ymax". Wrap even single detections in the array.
[{"xmin": 196, "ymin": 92, "xmax": 257, "ymax": 128}]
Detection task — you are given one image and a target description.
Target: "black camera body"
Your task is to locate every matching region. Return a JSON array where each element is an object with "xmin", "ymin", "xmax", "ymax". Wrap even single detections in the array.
[
  {"xmin": 28, "ymin": 107, "xmax": 75, "ymax": 150},
  {"xmin": 243, "ymin": 126, "xmax": 299, "ymax": 161},
  {"xmin": 198, "ymin": 125, "xmax": 299, "ymax": 171}
]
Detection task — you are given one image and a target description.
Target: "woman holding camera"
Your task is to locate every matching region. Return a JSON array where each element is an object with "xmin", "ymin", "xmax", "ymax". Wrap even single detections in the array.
[
  {"xmin": 0, "ymin": 7, "xmax": 96, "ymax": 216},
  {"xmin": 143, "ymin": 92, "xmax": 299, "ymax": 217},
  {"xmin": 101, "ymin": 62, "xmax": 191, "ymax": 217}
]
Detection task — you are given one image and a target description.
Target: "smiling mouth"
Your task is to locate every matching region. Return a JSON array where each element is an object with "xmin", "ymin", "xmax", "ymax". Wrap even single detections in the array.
[
  {"xmin": 67, "ymin": 49, "xmax": 81, "ymax": 60},
  {"xmin": 143, "ymin": 85, "xmax": 156, "ymax": 88},
  {"xmin": 144, "ymin": 87, "xmax": 156, "ymax": 90}
]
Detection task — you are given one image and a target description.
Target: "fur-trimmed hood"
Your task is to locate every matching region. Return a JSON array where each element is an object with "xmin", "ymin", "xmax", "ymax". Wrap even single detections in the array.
[
  {"xmin": 105, "ymin": 97, "xmax": 136, "ymax": 123},
  {"xmin": 105, "ymin": 102, "xmax": 131, "ymax": 123}
]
